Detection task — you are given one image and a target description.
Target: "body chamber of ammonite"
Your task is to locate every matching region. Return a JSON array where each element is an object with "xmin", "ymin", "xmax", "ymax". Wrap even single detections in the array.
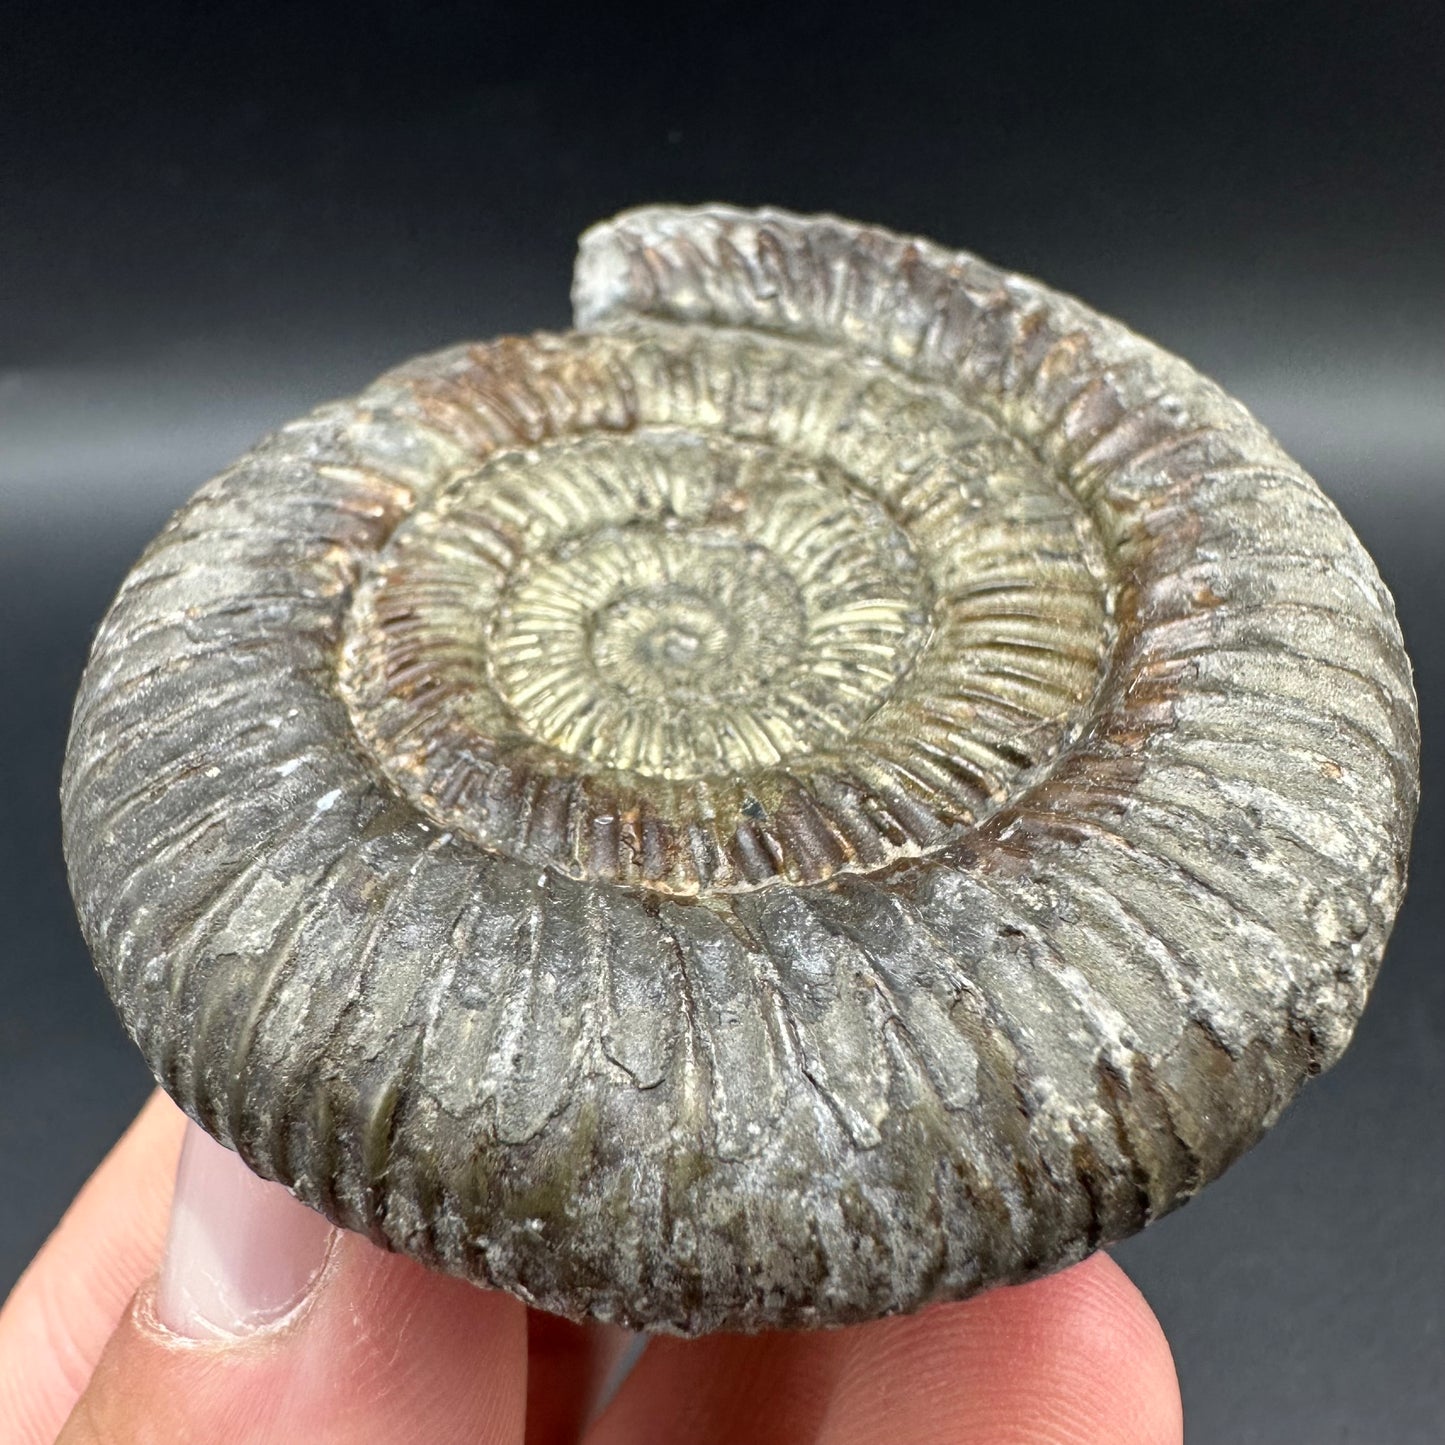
[{"xmin": 63, "ymin": 206, "xmax": 1419, "ymax": 1334}]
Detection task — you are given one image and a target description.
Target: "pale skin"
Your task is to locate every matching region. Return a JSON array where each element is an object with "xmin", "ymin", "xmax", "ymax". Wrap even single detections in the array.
[{"xmin": 0, "ymin": 1092, "xmax": 1183, "ymax": 1444}]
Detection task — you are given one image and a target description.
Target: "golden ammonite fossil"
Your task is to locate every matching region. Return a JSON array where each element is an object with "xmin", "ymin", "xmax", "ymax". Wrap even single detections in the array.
[{"xmin": 62, "ymin": 205, "xmax": 1419, "ymax": 1334}]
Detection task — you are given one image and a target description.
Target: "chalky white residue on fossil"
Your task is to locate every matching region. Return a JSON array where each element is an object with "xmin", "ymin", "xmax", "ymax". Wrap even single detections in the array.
[{"xmin": 62, "ymin": 205, "xmax": 1419, "ymax": 1334}]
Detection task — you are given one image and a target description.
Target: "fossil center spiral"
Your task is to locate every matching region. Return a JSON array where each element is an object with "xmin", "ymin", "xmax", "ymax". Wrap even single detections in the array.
[{"xmin": 486, "ymin": 449, "xmax": 930, "ymax": 780}]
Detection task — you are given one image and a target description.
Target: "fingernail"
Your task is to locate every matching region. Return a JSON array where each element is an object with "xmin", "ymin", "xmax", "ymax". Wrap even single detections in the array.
[{"xmin": 156, "ymin": 1120, "xmax": 334, "ymax": 1340}]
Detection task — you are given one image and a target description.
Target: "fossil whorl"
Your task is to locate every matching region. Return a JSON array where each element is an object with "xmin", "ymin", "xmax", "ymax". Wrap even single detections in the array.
[{"xmin": 62, "ymin": 205, "xmax": 1419, "ymax": 1334}]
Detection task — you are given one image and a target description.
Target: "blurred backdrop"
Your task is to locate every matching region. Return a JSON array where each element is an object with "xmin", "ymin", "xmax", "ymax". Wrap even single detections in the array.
[{"xmin": 2, "ymin": 4, "xmax": 1441, "ymax": 1440}]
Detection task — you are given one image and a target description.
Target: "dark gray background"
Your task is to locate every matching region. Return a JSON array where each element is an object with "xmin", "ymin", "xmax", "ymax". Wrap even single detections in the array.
[{"xmin": 2, "ymin": 4, "xmax": 1441, "ymax": 1439}]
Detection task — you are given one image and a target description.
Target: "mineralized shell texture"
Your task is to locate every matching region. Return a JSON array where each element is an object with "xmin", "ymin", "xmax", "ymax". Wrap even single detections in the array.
[{"xmin": 62, "ymin": 205, "xmax": 1420, "ymax": 1334}]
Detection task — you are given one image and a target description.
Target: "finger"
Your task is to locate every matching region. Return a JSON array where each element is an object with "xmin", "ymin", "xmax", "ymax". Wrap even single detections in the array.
[
  {"xmin": 813, "ymin": 1253, "xmax": 1181, "ymax": 1445},
  {"xmin": 56, "ymin": 1121, "xmax": 528, "ymax": 1445},
  {"xmin": 586, "ymin": 1253, "xmax": 1181, "ymax": 1445},
  {"xmin": 0, "ymin": 1089, "xmax": 187, "ymax": 1443}
]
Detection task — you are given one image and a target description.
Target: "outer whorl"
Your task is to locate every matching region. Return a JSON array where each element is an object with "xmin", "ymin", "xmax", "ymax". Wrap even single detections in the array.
[{"xmin": 62, "ymin": 206, "xmax": 1419, "ymax": 1334}]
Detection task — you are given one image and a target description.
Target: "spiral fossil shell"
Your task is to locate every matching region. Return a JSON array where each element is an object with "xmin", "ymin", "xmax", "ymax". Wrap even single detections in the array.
[{"xmin": 63, "ymin": 206, "xmax": 1419, "ymax": 1333}]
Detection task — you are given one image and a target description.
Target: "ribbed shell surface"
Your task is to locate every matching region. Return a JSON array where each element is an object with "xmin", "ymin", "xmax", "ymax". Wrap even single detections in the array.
[{"xmin": 62, "ymin": 205, "xmax": 1419, "ymax": 1333}]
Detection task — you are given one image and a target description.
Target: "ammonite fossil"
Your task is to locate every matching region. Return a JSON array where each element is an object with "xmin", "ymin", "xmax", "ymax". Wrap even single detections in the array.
[{"xmin": 62, "ymin": 205, "xmax": 1419, "ymax": 1334}]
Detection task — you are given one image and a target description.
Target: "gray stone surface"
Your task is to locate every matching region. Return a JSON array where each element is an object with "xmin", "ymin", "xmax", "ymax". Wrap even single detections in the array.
[{"xmin": 61, "ymin": 206, "xmax": 1419, "ymax": 1334}]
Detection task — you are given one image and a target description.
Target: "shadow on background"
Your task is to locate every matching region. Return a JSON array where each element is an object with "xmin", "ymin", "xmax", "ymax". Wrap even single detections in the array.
[{"xmin": 2, "ymin": 5, "xmax": 1441, "ymax": 1441}]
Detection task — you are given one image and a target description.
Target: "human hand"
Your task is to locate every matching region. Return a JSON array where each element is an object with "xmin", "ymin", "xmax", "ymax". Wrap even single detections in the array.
[{"xmin": 1, "ymin": 1092, "xmax": 1181, "ymax": 1443}]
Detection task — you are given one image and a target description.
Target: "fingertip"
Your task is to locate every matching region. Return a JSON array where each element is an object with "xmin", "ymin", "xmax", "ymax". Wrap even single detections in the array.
[
  {"xmin": 1008, "ymin": 1252, "xmax": 1183, "ymax": 1445},
  {"xmin": 819, "ymin": 1252, "xmax": 1183, "ymax": 1445},
  {"xmin": 58, "ymin": 1234, "xmax": 531, "ymax": 1445}
]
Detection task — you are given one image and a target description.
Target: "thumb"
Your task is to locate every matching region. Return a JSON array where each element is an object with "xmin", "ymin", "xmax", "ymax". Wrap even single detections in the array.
[{"xmin": 58, "ymin": 1121, "xmax": 527, "ymax": 1445}]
